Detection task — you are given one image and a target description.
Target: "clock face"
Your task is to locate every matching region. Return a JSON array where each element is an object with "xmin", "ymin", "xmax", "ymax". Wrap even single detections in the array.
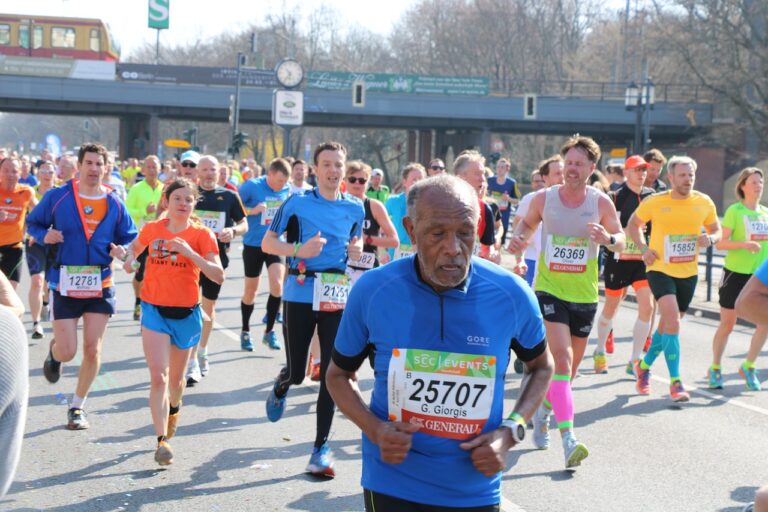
[{"xmin": 275, "ymin": 59, "xmax": 304, "ymax": 89}]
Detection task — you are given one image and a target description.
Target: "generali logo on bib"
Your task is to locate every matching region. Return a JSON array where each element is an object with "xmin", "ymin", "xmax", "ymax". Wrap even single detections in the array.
[{"xmin": 466, "ymin": 335, "xmax": 490, "ymax": 347}]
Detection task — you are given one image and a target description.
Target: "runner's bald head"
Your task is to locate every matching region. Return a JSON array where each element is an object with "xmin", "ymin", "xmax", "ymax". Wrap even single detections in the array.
[{"xmin": 406, "ymin": 175, "xmax": 479, "ymax": 225}]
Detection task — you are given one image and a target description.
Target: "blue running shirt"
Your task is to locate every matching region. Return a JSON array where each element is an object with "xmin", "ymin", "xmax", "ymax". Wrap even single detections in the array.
[
  {"xmin": 269, "ymin": 189, "xmax": 365, "ymax": 303},
  {"xmin": 239, "ymin": 177, "xmax": 290, "ymax": 248},
  {"xmin": 333, "ymin": 256, "xmax": 546, "ymax": 507}
]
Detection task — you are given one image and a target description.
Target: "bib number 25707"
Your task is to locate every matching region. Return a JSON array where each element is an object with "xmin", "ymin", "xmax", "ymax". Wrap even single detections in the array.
[{"xmin": 388, "ymin": 348, "xmax": 496, "ymax": 440}]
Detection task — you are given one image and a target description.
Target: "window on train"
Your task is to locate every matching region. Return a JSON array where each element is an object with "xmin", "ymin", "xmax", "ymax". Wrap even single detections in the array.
[
  {"xmin": 51, "ymin": 27, "xmax": 76, "ymax": 48},
  {"xmin": 33, "ymin": 26, "xmax": 43, "ymax": 49},
  {"xmin": 18, "ymin": 24, "xmax": 29, "ymax": 48},
  {"xmin": 89, "ymin": 28, "xmax": 100, "ymax": 51},
  {"xmin": 0, "ymin": 24, "xmax": 9, "ymax": 45}
]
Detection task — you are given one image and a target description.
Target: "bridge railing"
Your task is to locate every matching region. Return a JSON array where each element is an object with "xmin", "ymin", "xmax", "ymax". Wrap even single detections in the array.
[{"xmin": 489, "ymin": 79, "xmax": 714, "ymax": 103}]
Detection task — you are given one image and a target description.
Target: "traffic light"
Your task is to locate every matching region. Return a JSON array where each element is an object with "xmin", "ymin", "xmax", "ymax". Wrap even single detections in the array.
[{"xmin": 231, "ymin": 131, "xmax": 249, "ymax": 155}]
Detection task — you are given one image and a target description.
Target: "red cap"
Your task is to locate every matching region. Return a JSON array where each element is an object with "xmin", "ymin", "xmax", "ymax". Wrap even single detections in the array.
[{"xmin": 624, "ymin": 155, "xmax": 649, "ymax": 170}]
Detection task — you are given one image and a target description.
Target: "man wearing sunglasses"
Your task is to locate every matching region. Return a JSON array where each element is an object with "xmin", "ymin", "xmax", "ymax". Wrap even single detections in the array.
[
  {"xmin": 178, "ymin": 151, "xmax": 200, "ymax": 178},
  {"xmin": 427, "ymin": 158, "xmax": 446, "ymax": 177}
]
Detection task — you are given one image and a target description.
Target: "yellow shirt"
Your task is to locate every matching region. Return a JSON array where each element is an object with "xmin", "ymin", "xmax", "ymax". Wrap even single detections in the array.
[{"xmin": 634, "ymin": 190, "xmax": 718, "ymax": 278}]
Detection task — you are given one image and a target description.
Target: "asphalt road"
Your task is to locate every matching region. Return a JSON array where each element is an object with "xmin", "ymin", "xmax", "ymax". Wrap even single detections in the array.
[{"xmin": 2, "ymin": 243, "xmax": 766, "ymax": 512}]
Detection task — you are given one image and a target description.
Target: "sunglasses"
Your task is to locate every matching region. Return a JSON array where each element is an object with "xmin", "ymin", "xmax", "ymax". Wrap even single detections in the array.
[
  {"xmin": 430, "ymin": 165, "xmax": 445, "ymax": 171},
  {"xmin": 181, "ymin": 161, "xmax": 197, "ymax": 168},
  {"xmin": 347, "ymin": 176, "xmax": 368, "ymax": 184}
]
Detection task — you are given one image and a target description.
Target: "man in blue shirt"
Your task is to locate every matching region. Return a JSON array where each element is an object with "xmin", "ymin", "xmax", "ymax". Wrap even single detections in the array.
[
  {"xmin": 262, "ymin": 141, "xmax": 365, "ymax": 478},
  {"xmin": 327, "ymin": 174, "xmax": 553, "ymax": 511},
  {"xmin": 238, "ymin": 158, "xmax": 291, "ymax": 351}
]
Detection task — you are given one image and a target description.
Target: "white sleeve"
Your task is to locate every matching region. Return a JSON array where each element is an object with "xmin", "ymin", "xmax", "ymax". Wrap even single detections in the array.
[{"xmin": 0, "ymin": 307, "xmax": 28, "ymax": 497}]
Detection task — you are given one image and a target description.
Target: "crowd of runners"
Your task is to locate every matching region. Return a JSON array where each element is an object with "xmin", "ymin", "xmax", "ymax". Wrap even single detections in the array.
[{"xmin": 0, "ymin": 135, "xmax": 766, "ymax": 511}]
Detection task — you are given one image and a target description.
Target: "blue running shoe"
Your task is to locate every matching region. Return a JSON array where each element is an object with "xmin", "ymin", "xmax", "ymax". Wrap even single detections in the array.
[
  {"xmin": 739, "ymin": 363, "xmax": 762, "ymax": 391},
  {"xmin": 262, "ymin": 312, "xmax": 284, "ymax": 324},
  {"xmin": 262, "ymin": 331, "xmax": 281, "ymax": 350},
  {"xmin": 306, "ymin": 443, "xmax": 335, "ymax": 478},
  {"xmin": 241, "ymin": 331, "xmax": 254, "ymax": 352},
  {"xmin": 707, "ymin": 366, "xmax": 723, "ymax": 389},
  {"xmin": 265, "ymin": 387, "xmax": 286, "ymax": 422}
]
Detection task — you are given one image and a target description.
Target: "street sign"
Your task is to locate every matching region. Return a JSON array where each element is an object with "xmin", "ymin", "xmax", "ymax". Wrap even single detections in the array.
[
  {"xmin": 272, "ymin": 90, "xmax": 304, "ymax": 126},
  {"xmin": 164, "ymin": 138, "xmax": 191, "ymax": 148},
  {"xmin": 610, "ymin": 148, "xmax": 627, "ymax": 158},
  {"xmin": 148, "ymin": 0, "xmax": 170, "ymax": 29}
]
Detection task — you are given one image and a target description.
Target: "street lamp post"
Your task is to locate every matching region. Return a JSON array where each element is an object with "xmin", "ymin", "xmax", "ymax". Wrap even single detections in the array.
[{"xmin": 625, "ymin": 78, "xmax": 655, "ymax": 153}]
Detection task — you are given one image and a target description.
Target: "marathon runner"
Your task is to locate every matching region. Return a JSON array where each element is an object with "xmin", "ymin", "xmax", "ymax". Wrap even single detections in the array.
[
  {"xmin": 487, "ymin": 157, "xmax": 520, "ymax": 245},
  {"xmin": 343, "ymin": 160, "xmax": 399, "ymax": 287},
  {"xmin": 511, "ymin": 155, "xmax": 564, "ymax": 285},
  {"xmin": 125, "ymin": 156, "xmax": 163, "ymax": 321},
  {"xmin": 592, "ymin": 155, "xmax": 655, "ymax": 375},
  {"xmin": 709, "ymin": 167, "xmax": 768, "ymax": 390},
  {"xmin": 509, "ymin": 135, "xmax": 625, "ymax": 468},
  {"xmin": 25, "ymin": 160, "xmax": 56, "ymax": 339},
  {"xmin": 627, "ymin": 155, "xmax": 721, "ymax": 401},
  {"xmin": 289, "ymin": 159, "xmax": 313, "ymax": 195},
  {"xmin": 453, "ymin": 151, "xmax": 499, "ymax": 263},
  {"xmin": 327, "ymin": 174, "xmax": 552, "ymax": 511},
  {"xmin": 262, "ymin": 141, "xmax": 364, "ymax": 478},
  {"xmin": 238, "ymin": 158, "xmax": 291, "ymax": 351},
  {"xmin": 385, "ymin": 163, "xmax": 426, "ymax": 261},
  {"xmin": 643, "ymin": 149, "xmax": 668, "ymax": 192},
  {"xmin": 186, "ymin": 155, "xmax": 247, "ymax": 384},
  {"xmin": 0, "ymin": 157, "xmax": 38, "ymax": 290},
  {"xmin": 123, "ymin": 177, "xmax": 223, "ymax": 465},
  {"xmin": 28, "ymin": 143, "xmax": 137, "ymax": 430}
]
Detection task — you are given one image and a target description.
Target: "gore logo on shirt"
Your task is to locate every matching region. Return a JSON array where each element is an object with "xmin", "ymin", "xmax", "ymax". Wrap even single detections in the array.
[{"xmin": 466, "ymin": 335, "xmax": 490, "ymax": 347}]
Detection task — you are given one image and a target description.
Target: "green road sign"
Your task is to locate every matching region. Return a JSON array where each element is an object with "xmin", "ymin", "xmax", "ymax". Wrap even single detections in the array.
[{"xmin": 148, "ymin": 0, "xmax": 170, "ymax": 29}]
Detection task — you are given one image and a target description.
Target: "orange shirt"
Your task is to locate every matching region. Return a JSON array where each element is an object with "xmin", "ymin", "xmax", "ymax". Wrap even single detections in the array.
[
  {"xmin": 79, "ymin": 195, "xmax": 108, "ymax": 237},
  {"xmin": 0, "ymin": 184, "xmax": 35, "ymax": 247},
  {"xmin": 139, "ymin": 218, "xmax": 219, "ymax": 307}
]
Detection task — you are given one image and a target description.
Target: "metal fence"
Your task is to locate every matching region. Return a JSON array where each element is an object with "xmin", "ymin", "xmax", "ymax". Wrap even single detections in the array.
[{"xmin": 488, "ymin": 79, "xmax": 714, "ymax": 103}]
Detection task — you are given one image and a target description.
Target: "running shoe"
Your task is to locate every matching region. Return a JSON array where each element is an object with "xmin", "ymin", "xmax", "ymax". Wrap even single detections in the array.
[
  {"xmin": 262, "ymin": 331, "xmax": 281, "ymax": 350},
  {"xmin": 133, "ymin": 303, "xmax": 141, "ymax": 321},
  {"xmin": 743, "ymin": 503, "xmax": 755, "ymax": 512},
  {"xmin": 306, "ymin": 443, "xmax": 335, "ymax": 478},
  {"xmin": 643, "ymin": 336, "xmax": 651, "ymax": 353},
  {"xmin": 67, "ymin": 408, "xmax": 89, "ymax": 430},
  {"xmin": 31, "ymin": 322, "xmax": 44, "ymax": 339},
  {"xmin": 266, "ymin": 387, "xmax": 286, "ymax": 422},
  {"xmin": 240, "ymin": 331, "xmax": 254, "ymax": 352},
  {"xmin": 707, "ymin": 366, "xmax": 723, "ymax": 389},
  {"xmin": 155, "ymin": 440, "xmax": 174, "ymax": 465},
  {"xmin": 669, "ymin": 380, "xmax": 690, "ymax": 402},
  {"xmin": 513, "ymin": 358, "xmax": 524, "ymax": 374},
  {"xmin": 310, "ymin": 362, "xmax": 321, "ymax": 382},
  {"xmin": 635, "ymin": 361, "xmax": 651, "ymax": 395},
  {"xmin": 739, "ymin": 363, "xmax": 762, "ymax": 391},
  {"xmin": 186, "ymin": 358, "xmax": 201, "ymax": 386},
  {"xmin": 43, "ymin": 341, "xmax": 62, "ymax": 383},
  {"xmin": 563, "ymin": 435, "xmax": 589, "ymax": 469},
  {"xmin": 532, "ymin": 403, "xmax": 551, "ymax": 450},
  {"xmin": 593, "ymin": 352, "xmax": 608, "ymax": 374},
  {"xmin": 262, "ymin": 312, "xmax": 284, "ymax": 324},
  {"xmin": 167, "ymin": 403, "xmax": 181, "ymax": 439},
  {"xmin": 606, "ymin": 330, "xmax": 615, "ymax": 354},
  {"xmin": 199, "ymin": 354, "xmax": 209, "ymax": 377},
  {"xmin": 625, "ymin": 359, "xmax": 640, "ymax": 377}
]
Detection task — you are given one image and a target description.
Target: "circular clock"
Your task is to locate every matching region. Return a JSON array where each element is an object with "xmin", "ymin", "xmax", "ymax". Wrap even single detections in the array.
[{"xmin": 275, "ymin": 59, "xmax": 304, "ymax": 89}]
